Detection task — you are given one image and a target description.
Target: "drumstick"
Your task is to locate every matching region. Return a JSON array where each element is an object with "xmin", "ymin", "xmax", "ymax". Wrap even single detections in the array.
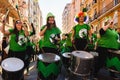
[
  {"xmin": 16, "ymin": 5, "xmax": 22, "ymax": 21},
  {"xmin": 16, "ymin": 5, "xmax": 29, "ymax": 33},
  {"xmin": 4, "ymin": 9, "xmax": 10, "ymax": 21},
  {"xmin": 73, "ymin": 44, "xmax": 77, "ymax": 50},
  {"xmin": 2, "ymin": 9, "xmax": 10, "ymax": 25},
  {"xmin": 40, "ymin": 48, "xmax": 45, "ymax": 53}
]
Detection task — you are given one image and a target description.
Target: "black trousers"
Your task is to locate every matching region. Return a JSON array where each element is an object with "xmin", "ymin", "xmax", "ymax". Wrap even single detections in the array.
[
  {"xmin": 39, "ymin": 47, "xmax": 59, "ymax": 54},
  {"xmin": 74, "ymin": 38, "xmax": 88, "ymax": 50}
]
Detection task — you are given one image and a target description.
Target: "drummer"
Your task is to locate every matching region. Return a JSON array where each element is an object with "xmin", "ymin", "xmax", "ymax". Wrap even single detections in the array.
[
  {"xmin": 1, "ymin": 19, "xmax": 29, "ymax": 79},
  {"xmin": 59, "ymin": 33, "xmax": 73, "ymax": 54},
  {"xmin": 71, "ymin": 11, "xmax": 91, "ymax": 51},
  {"xmin": 39, "ymin": 12, "xmax": 61, "ymax": 54},
  {"xmin": 95, "ymin": 18, "xmax": 120, "ymax": 79}
]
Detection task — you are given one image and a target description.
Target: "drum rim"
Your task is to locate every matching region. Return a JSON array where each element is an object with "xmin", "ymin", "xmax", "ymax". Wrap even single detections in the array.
[
  {"xmin": 72, "ymin": 51, "xmax": 94, "ymax": 59},
  {"xmin": 37, "ymin": 53, "xmax": 61, "ymax": 63},
  {"xmin": 1, "ymin": 57, "xmax": 24, "ymax": 72},
  {"xmin": 62, "ymin": 52, "xmax": 71, "ymax": 58}
]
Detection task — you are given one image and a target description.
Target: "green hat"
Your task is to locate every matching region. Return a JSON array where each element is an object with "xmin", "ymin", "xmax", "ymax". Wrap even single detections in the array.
[{"xmin": 46, "ymin": 12, "xmax": 55, "ymax": 19}]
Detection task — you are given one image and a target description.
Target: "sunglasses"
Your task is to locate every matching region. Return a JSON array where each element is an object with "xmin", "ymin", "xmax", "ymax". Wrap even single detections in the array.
[{"xmin": 16, "ymin": 21, "xmax": 22, "ymax": 24}]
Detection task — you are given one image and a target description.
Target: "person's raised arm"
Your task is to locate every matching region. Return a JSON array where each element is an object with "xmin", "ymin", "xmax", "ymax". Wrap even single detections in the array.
[
  {"xmin": 39, "ymin": 26, "xmax": 47, "ymax": 36},
  {"xmin": 0, "ymin": 20, "xmax": 10, "ymax": 35}
]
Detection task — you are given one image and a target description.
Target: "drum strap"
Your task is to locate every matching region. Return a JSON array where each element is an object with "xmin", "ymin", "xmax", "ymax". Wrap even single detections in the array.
[{"xmin": 73, "ymin": 44, "xmax": 77, "ymax": 50}]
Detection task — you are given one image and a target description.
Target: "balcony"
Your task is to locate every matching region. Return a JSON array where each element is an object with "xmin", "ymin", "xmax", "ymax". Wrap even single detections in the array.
[
  {"xmin": 0, "ymin": 0, "xmax": 19, "ymax": 19},
  {"xmin": 90, "ymin": 0, "xmax": 120, "ymax": 23},
  {"xmin": 97, "ymin": 0, "xmax": 120, "ymax": 18},
  {"xmin": 92, "ymin": 0, "xmax": 97, "ymax": 5}
]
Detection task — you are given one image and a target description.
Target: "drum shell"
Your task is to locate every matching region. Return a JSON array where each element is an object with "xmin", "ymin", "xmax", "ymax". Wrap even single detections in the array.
[
  {"xmin": 37, "ymin": 53, "xmax": 61, "ymax": 80},
  {"xmin": 62, "ymin": 52, "xmax": 71, "ymax": 69},
  {"xmin": 106, "ymin": 51, "xmax": 120, "ymax": 73},
  {"xmin": 2, "ymin": 68, "xmax": 24, "ymax": 80},
  {"xmin": 69, "ymin": 51, "xmax": 93, "ymax": 76},
  {"xmin": 1, "ymin": 57, "xmax": 24, "ymax": 80}
]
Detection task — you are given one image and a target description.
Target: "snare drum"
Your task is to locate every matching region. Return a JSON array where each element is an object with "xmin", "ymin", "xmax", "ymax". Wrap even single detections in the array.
[
  {"xmin": 69, "ymin": 51, "xmax": 93, "ymax": 76},
  {"xmin": 106, "ymin": 50, "xmax": 120, "ymax": 73},
  {"xmin": 62, "ymin": 52, "xmax": 71, "ymax": 69},
  {"xmin": 37, "ymin": 53, "xmax": 61, "ymax": 80},
  {"xmin": 1, "ymin": 57, "xmax": 24, "ymax": 80}
]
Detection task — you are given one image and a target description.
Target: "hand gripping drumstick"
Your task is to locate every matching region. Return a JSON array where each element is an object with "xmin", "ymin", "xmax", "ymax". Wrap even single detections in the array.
[{"xmin": 16, "ymin": 5, "xmax": 28, "ymax": 31}]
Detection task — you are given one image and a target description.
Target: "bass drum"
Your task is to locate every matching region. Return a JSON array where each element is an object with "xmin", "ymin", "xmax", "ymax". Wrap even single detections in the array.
[
  {"xmin": 37, "ymin": 53, "xmax": 61, "ymax": 80},
  {"xmin": 1, "ymin": 57, "xmax": 24, "ymax": 80},
  {"xmin": 69, "ymin": 51, "xmax": 93, "ymax": 76}
]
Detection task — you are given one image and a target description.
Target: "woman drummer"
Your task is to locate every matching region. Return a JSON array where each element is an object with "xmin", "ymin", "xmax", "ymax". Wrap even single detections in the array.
[
  {"xmin": 95, "ymin": 18, "xmax": 120, "ymax": 79},
  {"xmin": 1, "ymin": 19, "xmax": 29, "ymax": 80},
  {"xmin": 71, "ymin": 11, "xmax": 91, "ymax": 50},
  {"xmin": 39, "ymin": 12, "xmax": 61, "ymax": 54}
]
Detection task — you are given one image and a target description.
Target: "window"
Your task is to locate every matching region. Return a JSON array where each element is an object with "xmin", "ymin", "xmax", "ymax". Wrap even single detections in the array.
[{"xmin": 114, "ymin": 0, "xmax": 118, "ymax": 5}]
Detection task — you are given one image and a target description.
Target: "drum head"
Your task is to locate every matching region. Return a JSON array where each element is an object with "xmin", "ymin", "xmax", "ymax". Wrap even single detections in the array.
[
  {"xmin": 1, "ymin": 57, "xmax": 24, "ymax": 72},
  {"xmin": 90, "ymin": 51, "xmax": 99, "ymax": 57},
  {"xmin": 37, "ymin": 53, "xmax": 60, "ymax": 63},
  {"xmin": 62, "ymin": 52, "xmax": 71, "ymax": 58},
  {"xmin": 72, "ymin": 51, "xmax": 93, "ymax": 59}
]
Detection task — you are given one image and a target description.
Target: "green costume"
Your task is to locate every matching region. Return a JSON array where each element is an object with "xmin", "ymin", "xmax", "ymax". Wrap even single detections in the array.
[
  {"xmin": 98, "ymin": 29, "xmax": 119, "ymax": 49},
  {"xmin": 73, "ymin": 24, "xmax": 90, "ymax": 39},
  {"xmin": 9, "ymin": 29, "xmax": 27, "ymax": 52},
  {"xmin": 73, "ymin": 24, "xmax": 90, "ymax": 50},
  {"xmin": 37, "ymin": 12, "xmax": 61, "ymax": 78},
  {"xmin": 98, "ymin": 28, "xmax": 120, "ymax": 72},
  {"xmin": 40, "ymin": 26, "xmax": 61, "ymax": 49},
  {"xmin": 60, "ymin": 35, "xmax": 72, "ymax": 53}
]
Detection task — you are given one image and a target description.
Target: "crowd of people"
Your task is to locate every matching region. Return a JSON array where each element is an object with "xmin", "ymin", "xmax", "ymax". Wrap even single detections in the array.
[{"xmin": 0, "ymin": 11, "xmax": 120, "ymax": 80}]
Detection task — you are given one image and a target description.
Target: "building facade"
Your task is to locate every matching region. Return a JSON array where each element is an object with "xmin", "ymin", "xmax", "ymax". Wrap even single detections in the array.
[
  {"xmin": 62, "ymin": 0, "xmax": 120, "ymax": 34},
  {"xmin": 0, "ymin": 0, "xmax": 43, "ymax": 46},
  {"xmin": 62, "ymin": 3, "xmax": 71, "ymax": 33},
  {"xmin": 80, "ymin": 0, "xmax": 120, "ymax": 32}
]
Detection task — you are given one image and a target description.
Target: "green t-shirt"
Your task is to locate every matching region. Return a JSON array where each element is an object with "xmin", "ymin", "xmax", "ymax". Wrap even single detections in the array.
[
  {"xmin": 98, "ymin": 29, "xmax": 119, "ymax": 49},
  {"xmin": 73, "ymin": 24, "xmax": 90, "ymax": 39},
  {"xmin": 40, "ymin": 26, "xmax": 61, "ymax": 49},
  {"xmin": 9, "ymin": 29, "xmax": 27, "ymax": 51},
  {"xmin": 59, "ymin": 39, "xmax": 71, "ymax": 53},
  {"xmin": 59, "ymin": 39, "xmax": 66, "ymax": 49},
  {"xmin": 65, "ymin": 37, "xmax": 72, "ymax": 47}
]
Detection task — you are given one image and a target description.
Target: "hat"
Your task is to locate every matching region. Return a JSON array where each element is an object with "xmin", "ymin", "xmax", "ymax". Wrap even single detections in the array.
[
  {"xmin": 74, "ymin": 11, "xmax": 88, "ymax": 23},
  {"xmin": 46, "ymin": 12, "xmax": 55, "ymax": 19}
]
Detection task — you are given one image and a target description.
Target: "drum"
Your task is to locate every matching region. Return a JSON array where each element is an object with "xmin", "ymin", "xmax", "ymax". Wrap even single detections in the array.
[
  {"xmin": 1, "ymin": 57, "xmax": 24, "ymax": 80},
  {"xmin": 37, "ymin": 53, "xmax": 61, "ymax": 80},
  {"xmin": 106, "ymin": 50, "xmax": 120, "ymax": 73},
  {"xmin": 69, "ymin": 51, "xmax": 93, "ymax": 76},
  {"xmin": 62, "ymin": 52, "xmax": 71, "ymax": 69},
  {"xmin": 89, "ymin": 51, "xmax": 99, "ymax": 74}
]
